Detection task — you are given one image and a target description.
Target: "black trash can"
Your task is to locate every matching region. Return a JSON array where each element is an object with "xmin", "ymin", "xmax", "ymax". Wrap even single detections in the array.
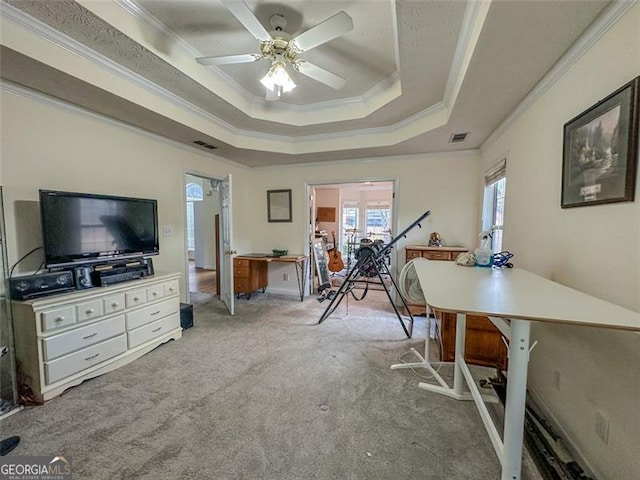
[{"xmin": 180, "ymin": 303, "xmax": 193, "ymax": 330}]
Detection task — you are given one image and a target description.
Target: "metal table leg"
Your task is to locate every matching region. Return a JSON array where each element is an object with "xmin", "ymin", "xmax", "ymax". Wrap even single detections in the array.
[{"xmin": 294, "ymin": 259, "xmax": 306, "ymax": 301}]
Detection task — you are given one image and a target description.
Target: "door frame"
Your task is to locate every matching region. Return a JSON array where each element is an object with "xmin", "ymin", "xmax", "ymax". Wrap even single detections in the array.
[
  {"xmin": 182, "ymin": 170, "xmax": 226, "ymax": 306},
  {"xmin": 304, "ymin": 178, "xmax": 399, "ymax": 292}
]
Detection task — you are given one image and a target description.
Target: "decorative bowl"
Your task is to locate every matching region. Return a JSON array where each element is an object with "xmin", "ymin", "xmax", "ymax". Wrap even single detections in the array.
[{"xmin": 272, "ymin": 249, "xmax": 288, "ymax": 257}]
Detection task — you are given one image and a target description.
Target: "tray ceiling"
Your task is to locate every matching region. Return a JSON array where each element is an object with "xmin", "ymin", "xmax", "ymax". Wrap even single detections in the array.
[{"xmin": 0, "ymin": 0, "xmax": 612, "ymax": 166}]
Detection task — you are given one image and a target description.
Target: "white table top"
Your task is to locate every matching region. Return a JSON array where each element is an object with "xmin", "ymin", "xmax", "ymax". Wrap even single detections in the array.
[{"xmin": 414, "ymin": 260, "xmax": 640, "ymax": 331}]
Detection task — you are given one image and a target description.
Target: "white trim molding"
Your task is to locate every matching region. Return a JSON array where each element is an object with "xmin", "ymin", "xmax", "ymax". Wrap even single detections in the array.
[{"xmin": 481, "ymin": 0, "xmax": 637, "ymax": 152}]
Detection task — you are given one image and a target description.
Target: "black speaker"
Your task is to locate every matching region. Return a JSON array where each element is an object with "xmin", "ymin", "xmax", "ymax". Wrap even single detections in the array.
[
  {"xmin": 180, "ymin": 303, "xmax": 193, "ymax": 330},
  {"xmin": 73, "ymin": 266, "xmax": 94, "ymax": 290},
  {"xmin": 9, "ymin": 271, "xmax": 75, "ymax": 300}
]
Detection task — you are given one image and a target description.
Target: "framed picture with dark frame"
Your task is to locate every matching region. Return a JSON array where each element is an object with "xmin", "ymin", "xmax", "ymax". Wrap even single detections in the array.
[
  {"xmin": 267, "ymin": 189, "xmax": 292, "ymax": 222},
  {"xmin": 561, "ymin": 76, "xmax": 639, "ymax": 208}
]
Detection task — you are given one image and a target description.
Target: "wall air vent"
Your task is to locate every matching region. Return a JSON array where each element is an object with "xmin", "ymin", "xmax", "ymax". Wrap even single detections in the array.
[
  {"xmin": 449, "ymin": 132, "xmax": 469, "ymax": 143},
  {"xmin": 192, "ymin": 140, "xmax": 217, "ymax": 150}
]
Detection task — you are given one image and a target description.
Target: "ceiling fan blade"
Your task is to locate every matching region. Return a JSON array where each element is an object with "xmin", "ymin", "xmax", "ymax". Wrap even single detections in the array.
[
  {"xmin": 221, "ymin": 0, "xmax": 272, "ymax": 42},
  {"xmin": 196, "ymin": 54, "xmax": 261, "ymax": 66},
  {"xmin": 290, "ymin": 11, "xmax": 353, "ymax": 52},
  {"xmin": 294, "ymin": 61, "xmax": 346, "ymax": 90}
]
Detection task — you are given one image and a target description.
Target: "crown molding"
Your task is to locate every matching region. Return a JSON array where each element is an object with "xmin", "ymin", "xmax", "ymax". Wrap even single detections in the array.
[
  {"xmin": 0, "ymin": 80, "xmax": 250, "ymax": 171},
  {"xmin": 481, "ymin": 0, "xmax": 637, "ymax": 153},
  {"xmin": 0, "ymin": 0, "xmax": 472, "ymax": 154},
  {"xmin": 2, "ymin": 77, "xmax": 478, "ymax": 170},
  {"xmin": 443, "ymin": 0, "xmax": 491, "ymax": 109},
  {"xmin": 0, "ymin": 1, "xmax": 242, "ymax": 135},
  {"xmin": 253, "ymin": 148, "xmax": 479, "ymax": 170},
  {"xmin": 114, "ymin": 0, "xmax": 250, "ymax": 102},
  {"xmin": 114, "ymin": 0, "xmax": 404, "ymax": 121}
]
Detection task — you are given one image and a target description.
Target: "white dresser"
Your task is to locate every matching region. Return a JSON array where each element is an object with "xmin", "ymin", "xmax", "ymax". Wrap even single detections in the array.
[{"xmin": 12, "ymin": 272, "xmax": 182, "ymax": 402}]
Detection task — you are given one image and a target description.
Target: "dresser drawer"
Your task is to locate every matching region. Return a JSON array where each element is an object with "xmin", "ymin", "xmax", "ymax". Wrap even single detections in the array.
[
  {"xmin": 234, "ymin": 266, "xmax": 249, "ymax": 278},
  {"xmin": 234, "ymin": 278, "xmax": 249, "ymax": 291},
  {"xmin": 76, "ymin": 299, "xmax": 104, "ymax": 322},
  {"xmin": 126, "ymin": 298, "xmax": 179, "ymax": 331},
  {"xmin": 103, "ymin": 293, "xmax": 126, "ymax": 315},
  {"xmin": 42, "ymin": 315, "xmax": 125, "ymax": 361},
  {"xmin": 44, "ymin": 334, "xmax": 127, "ymax": 385},
  {"xmin": 127, "ymin": 313, "xmax": 179, "ymax": 349},
  {"xmin": 406, "ymin": 250, "xmax": 422, "ymax": 260},
  {"xmin": 125, "ymin": 289, "xmax": 147, "ymax": 308},
  {"xmin": 146, "ymin": 285, "xmax": 165, "ymax": 302},
  {"xmin": 422, "ymin": 250, "xmax": 451, "ymax": 261},
  {"xmin": 163, "ymin": 279, "xmax": 179, "ymax": 297},
  {"xmin": 233, "ymin": 258, "xmax": 249, "ymax": 267},
  {"xmin": 41, "ymin": 306, "xmax": 76, "ymax": 332}
]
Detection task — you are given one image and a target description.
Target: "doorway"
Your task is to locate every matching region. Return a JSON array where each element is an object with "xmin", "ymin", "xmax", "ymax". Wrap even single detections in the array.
[
  {"xmin": 308, "ymin": 180, "xmax": 396, "ymax": 291},
  {"xmin": 185, "ymin": 174, "xmax": 221, "ymax": 301}
]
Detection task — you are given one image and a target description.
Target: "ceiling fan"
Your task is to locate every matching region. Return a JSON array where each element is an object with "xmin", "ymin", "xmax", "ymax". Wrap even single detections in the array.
[{"xmin": 196, "ymin": 0, "xmax": 354, "ymax": 100}]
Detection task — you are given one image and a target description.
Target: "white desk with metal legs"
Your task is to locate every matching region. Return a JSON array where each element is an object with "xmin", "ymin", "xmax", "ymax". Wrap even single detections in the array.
[{"xmin": 393, "ymin": 260, "xmax": 640, "ymax": 480}]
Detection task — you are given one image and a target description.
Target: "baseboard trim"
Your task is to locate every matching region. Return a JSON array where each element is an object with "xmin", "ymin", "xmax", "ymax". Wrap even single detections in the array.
[
  {"xmin": 264, "ymin": 286, "xmax": 304, "ymax": 298},
  {"xmin": 527, "ymin": 387, "xmax": 599, "ymax": 479}
]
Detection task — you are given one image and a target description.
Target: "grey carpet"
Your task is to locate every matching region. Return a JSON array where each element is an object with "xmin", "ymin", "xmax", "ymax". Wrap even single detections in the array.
[{"xmin": 2, "ymin": 290, "xmax": 529, "ymax": 479}]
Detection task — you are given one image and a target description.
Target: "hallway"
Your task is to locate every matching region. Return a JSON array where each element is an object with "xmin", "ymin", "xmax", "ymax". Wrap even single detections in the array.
[{"xmin": 188, "ymin": 261, "xmax": 217, "ymax": 296}]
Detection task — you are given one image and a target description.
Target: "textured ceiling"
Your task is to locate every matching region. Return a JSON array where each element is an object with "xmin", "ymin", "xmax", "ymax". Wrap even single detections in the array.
[{"xmin": 0, "ymin": 0, "xmax": 611, "ymax": 167}]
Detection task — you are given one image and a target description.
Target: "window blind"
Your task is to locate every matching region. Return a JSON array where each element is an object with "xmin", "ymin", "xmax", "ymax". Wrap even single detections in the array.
[{"xmin": 484, "ymin": 158, "xmax": 506, "ymax": 186}]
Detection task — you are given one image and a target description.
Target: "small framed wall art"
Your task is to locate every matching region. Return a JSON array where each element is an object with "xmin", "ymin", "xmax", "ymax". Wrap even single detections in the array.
[
  {"xmin": 267, "ymin": 189, "xmax": 292, "ymax": 222},
  {"xmin": 561, "ymin": 76, "xmax": 639, "ymax": 208}
]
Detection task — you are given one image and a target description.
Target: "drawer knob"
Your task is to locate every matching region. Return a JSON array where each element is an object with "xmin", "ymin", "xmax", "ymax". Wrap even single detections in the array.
[
  {"xmin": 111, "ymin": 302, "xmax": 120, "ymax": 308},
  {"xmin": 54, "ymin": 316, "xmax": 65, "ymax": 323},
  {"xmin": 86, "ymin": 309, "xmax": 95, "ymax": 315},
  {"xmin": 133, "ymin": 296, "xmax": 140, "ymax": 302},
  {"xmin": 82, "ymin": 332, "xmax": 98, "ymax": 340},
  {"xmin": 151, "ymin": 327, "xmax": 162, "ymax": 333},
  {"xmin": 150, "ymin": 310, "xmax": 161, "ymax": 316},
  {"xmin": 85, "ymin": 353, "xmax": 100, "ymax": 361},
  {"xmin": 168, "ymin": 287, "xmax": 175, "ymax": 293}
]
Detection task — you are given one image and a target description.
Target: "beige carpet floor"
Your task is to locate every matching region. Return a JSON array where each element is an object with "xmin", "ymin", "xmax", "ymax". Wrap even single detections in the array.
[{"xmin": 2, "ymin": 290, "xmax": 540, "ymax": 479}]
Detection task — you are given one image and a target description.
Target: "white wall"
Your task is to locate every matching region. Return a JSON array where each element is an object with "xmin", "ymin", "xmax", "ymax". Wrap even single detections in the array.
[
  {"xmin": 248, "ymin": 153, "xmax": 480, "ymax": 294},
  {"xmin": 480, "ymin": 5, "xmax": 640, "ymax": 478},
  {"xmin": 0, "ymin": 89, "xmax": 251, "ymax": 302}
]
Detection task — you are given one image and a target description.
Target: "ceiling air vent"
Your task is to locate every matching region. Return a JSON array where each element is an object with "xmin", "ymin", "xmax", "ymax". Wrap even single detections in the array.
[
  {"xmin": 193, "ymin": 140, "xmax": 217, "ymax": 150},
  {"xmin": 449, "ymin": 132, "xmax": 469, "ymax": 143}
]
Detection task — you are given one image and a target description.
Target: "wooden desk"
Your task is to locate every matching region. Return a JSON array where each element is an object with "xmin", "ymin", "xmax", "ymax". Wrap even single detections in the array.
[
  {"xmin": 395, "ymin": 260, "xmax": 640, "ymax": 480},
  {"xmin": 234, "ymin": 254, "xmax": 308, "ymax": 301}
]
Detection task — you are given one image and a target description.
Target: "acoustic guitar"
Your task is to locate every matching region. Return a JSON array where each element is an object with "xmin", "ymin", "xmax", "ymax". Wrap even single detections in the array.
[{"xmin": 327, "ymin": 231, "xmax": 344, "ymax": 273}]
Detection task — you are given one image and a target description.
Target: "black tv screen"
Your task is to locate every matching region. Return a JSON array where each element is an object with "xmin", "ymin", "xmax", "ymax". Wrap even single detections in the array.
[{"xmin": 40, "ymin": 190, "xmax": 159, "ymax": 268}]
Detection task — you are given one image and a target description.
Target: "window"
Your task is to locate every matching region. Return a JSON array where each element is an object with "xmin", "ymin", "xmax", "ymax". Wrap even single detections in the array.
[
  {"xmin": 341, "ymin": 201, "xmax": 359, "ymax": 256},
  {"xmin": 482, "ymin": 160, "xmax": 506, "ymax": 253},
  {"xmin": 342, "ymin": 202, "xmax": 359, "ymax": 231},
  {"xmin": 186, "ymin": 183, "xmax": 203, "ymax": 251},
  {"xmin": 365, "ymin": 202, "xmax": 391, "ymax": 237}
]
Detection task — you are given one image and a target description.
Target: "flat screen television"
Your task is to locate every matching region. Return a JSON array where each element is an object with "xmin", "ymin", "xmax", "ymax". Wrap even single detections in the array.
[{"xmin": 39, "ymin": 190, "xmax": 159, "ymax": 268}]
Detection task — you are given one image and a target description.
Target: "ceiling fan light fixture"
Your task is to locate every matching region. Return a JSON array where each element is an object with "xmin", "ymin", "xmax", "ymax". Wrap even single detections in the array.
[{"xmin": 260, "ymin": 62, "xmax": 296, "ymax": 93}]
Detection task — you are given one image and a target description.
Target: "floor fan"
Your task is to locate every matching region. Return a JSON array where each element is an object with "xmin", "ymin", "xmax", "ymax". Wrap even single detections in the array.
[{"xmin": 398, "ymin": 257, "xmax": 428, "ymax": 306}]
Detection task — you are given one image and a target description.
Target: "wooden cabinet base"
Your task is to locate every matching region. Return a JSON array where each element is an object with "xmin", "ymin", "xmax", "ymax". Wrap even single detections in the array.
[
  {"xmin": 233, "ymin": 258, "xmax": 268, "ymax": 298},
  {"xmin": 404, "ymin": 246, "xmax": 507, "ymax": 370},
  {"xmin": 435, "ymin": 310, "xmax": 508, "ymax": 370}
]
